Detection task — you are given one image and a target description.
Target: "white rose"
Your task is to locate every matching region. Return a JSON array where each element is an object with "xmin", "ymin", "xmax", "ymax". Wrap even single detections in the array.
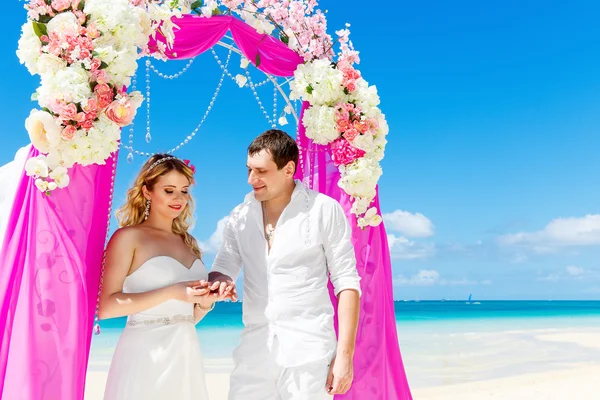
[
  {"xmin": 25, "ymin": 155, "xmax": 50, "ymax": 178},
  {"xmin": 25, "ymin": 109, "xmax": 62, "ymax": 154},
  {"xmin": 16, "ymin": 22, "xmax": 42, "ymax": 75},
  {"xmin": 302, "ymin": 105, "xmax": 339, "ymax": 145},
  {"xmin": 47, "ymin": 12, "xmax": 80, "ymax": 36},
  {"xmin": 37, "ymin": 54, "xmax": 67, "ymax": 76},
  {"xmin": 240, "ymin": 57, "xmax": 250, "ymax": 69}
]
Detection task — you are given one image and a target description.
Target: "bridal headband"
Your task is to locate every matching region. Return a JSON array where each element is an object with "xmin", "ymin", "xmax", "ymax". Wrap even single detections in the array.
[{"xmin": 147, "ymin": 156, "xmax": 196, "ymax": 174}]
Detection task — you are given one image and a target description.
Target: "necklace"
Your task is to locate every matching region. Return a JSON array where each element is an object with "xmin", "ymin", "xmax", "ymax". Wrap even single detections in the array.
[{"xmin": 262, "ymin": 202, "xmax": 275, "ymax": 241}]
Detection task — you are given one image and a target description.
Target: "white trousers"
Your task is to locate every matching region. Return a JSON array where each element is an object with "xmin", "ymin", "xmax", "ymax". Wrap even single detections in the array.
[{"xmin": 228, "ymin": 335, "xmax": 333, "ymax": 400}]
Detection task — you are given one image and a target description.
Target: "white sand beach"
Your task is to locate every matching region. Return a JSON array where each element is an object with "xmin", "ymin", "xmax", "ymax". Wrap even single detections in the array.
[{"xmin": 85, "ymin": 327, "xmax": 600, "ymax": 400}]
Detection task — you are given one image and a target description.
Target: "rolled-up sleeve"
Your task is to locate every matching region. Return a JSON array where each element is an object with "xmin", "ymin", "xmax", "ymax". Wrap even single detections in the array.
[
  {"xmin": 211, "ymin": 213, "xmax": 242, "ymax": 281},
  {"xmin": 323, "ymin": 200, "xmax": 362, "ymax": 297}
]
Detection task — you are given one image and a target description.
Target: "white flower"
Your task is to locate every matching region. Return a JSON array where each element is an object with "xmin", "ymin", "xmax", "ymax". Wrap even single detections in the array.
[
  {"xmin": 47, "ymin": 12, "xmax": 80, "ymax": 36},
  {"xmin": 351, "ymin": 197, "xmax": 371, "ymax": 216},
  {"xmin": 352, "ymin": 78, "xmax": 380, "ymax": 110},
  {"xmin": 37, "ymin": 66, "xmax": 92, "ymax": 111},
  {"xmin": 235, "ymin": 74, "xmax": 248, "ymax": 87},
  {"xmin": 240, "ymin": 57, "xmax": 250, "ymax": 69},
  {"xmin": 338, "ymin": 156, "xmax": 382, "ymax": 199},
  {"xmin": 301, "ymin": 105, "xmax": 339, "ymax": 144},
  {"xmin": 278, "ymin": 116, "xmax": 288, "ymax": 126},
  {"xmin": 37, "ymin": 54, "xmax": 67, "ymax": 76},
  {"xmin": 25, "ymin": 109, "xmax": 62, "ymax": 154},
  {"xmin": 49, "ymin": 166, "xmax": 70, "ymax": 188},
  {"xmin": 357, "ymin": 207, "xmax": 383, "ymax": 229},
  {"xmin": 290, "ymin": 60, "xmax": 345, "ymax": 106},
  {"xmin": 16, "ymin": 22, "xmax": 42, "ymax": 75},
  {"xmin": 284, "ymin": 105, "xmax": 293, "ymax": 114},
  {"xmin": 25, "ymin": 155, "xmax": 50, "ymax": 178},
  {"xmin": 240, "ymin": 10, "xmax": 275, "ymax": 35},
  {"xmin": 35, "ymin": 178, "xmax": 49, "ymax": 192},
  {"xmin": 200, "ymin": 0, "xmax": 218, "ymax": 17}
]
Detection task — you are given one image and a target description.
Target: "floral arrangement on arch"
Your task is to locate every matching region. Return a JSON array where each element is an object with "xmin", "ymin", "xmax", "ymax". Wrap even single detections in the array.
[{"xmin": 17, "ymin": 0, "xmax": 387, "ymax": 228}]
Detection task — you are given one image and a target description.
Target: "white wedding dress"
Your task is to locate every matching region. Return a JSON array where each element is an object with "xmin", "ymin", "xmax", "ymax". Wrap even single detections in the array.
[{"xmin": 103, "ymin": 256, "xmax": 209, "ymax": 400}]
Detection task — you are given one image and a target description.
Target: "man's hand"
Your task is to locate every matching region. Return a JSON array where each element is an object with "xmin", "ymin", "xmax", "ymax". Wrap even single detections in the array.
[
  {"xmin": 326, "ymin": 354, "xmax": 354, "ymax": 395},
  {"xmin": 207, "ymin": 272, "xmax": 238, "ymax": 302}
]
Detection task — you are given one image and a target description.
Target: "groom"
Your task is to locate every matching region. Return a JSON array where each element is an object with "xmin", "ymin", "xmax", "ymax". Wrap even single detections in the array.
[{"xmin": 209, "ymin": 129, "xmax": 361, "ymax": 399}]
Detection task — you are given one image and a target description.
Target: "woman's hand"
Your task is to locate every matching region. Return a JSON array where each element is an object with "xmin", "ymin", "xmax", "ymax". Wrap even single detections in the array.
[{"xmin": 169, "ymin": 280, "xmax": 211, "ymax": 303}]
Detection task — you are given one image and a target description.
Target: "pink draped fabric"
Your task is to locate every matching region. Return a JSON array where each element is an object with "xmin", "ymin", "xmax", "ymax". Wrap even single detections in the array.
[
  {"xmin": 0, "ymin": 146, "xmax": 116, "ymax": 399},
  {"xmin": 148, "ymin": 15, "xmax": 304, "ymax": 76},
  {"xmin": 295, "ymin": 102, "xmax": 412, "ymax": 399}
]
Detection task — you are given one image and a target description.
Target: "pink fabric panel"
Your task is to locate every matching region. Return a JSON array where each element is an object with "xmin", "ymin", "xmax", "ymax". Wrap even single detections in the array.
[
  {"xmin": 295, "ymin": 102, "xmax": 413, "ymax": 399},
  {"xmin": 0, "ymin": 146, "xmax": 116, "ymax": 399}
]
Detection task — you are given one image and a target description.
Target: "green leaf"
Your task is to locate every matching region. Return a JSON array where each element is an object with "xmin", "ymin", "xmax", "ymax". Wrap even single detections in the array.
[
  {"xmin": 255, "ymin": 53, "xmax": 261, "ymax": 67},
  {"xmin": 280, "ymin": 34, "xmax": 289, "ymax": 45},
  {"xmin": 212, "ymin": 7, "xmax": 222, "ymax": 16},
  {"xmin": 44, "ymin": 0, "xmax": 52, "ymax": 5},
  {"xmin": 306, "ymin": 84, "xmax": 313, "ymax": 95},
  {"xmin": 38, "ymin": 15, "xmax": 53, "ymax": 24},
  {"xmin": 99, "ymin": 61, "xmax": 109, "ymax": 70},
  {"xmin": 78, "ymin": 0, "xmax": 85, "ymax": 11},
  {"xmin": 31, "ymin": 93, "xmax": 39, "ymax": 101},
  {"xmin": 190, "ymin": 0, "xmax": 203, "ymax": 9},
  {"xmin": 32, "ymin": 21, "xmax": 47, "ymax": 38}
]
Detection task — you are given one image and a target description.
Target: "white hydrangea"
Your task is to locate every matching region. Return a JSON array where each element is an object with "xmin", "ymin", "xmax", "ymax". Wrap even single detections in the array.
[
  {"xmin": 37, "ymin": 66, "xmax": 92, "ymax": 111},
  {"xmin": 290, "ymin": 59, "xmax": 345, "ymax": 106},
  {"xmin": 351, "ymin": 78, "xmax": 381, "ymax": 111},
  {"xmin": 301, "ymin": 105, "xmax": 339, "ymax": 145},
  {"xmin": 338, "ymin": 156, "xmax": 382, "ymax": 200},
  {"xmin": 16, "ymin": 22, "xmax": 42, "ymax": 75}
]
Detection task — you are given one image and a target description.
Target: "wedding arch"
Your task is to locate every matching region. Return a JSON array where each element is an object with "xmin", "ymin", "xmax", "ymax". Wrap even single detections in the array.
[{"xmin": 1, "ymin": 1, "xmax": 412, "ymax": 399}]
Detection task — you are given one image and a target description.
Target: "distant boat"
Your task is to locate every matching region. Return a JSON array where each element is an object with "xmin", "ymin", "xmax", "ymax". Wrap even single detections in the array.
[{"xmin": 466, "ymin": 293, "xmax": 472, "ymax": 304}]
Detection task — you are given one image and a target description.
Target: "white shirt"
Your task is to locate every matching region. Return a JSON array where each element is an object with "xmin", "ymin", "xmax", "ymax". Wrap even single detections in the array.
[{"xmin": 211, "ymin": 181, "xmax": 361, "ymax": 367}]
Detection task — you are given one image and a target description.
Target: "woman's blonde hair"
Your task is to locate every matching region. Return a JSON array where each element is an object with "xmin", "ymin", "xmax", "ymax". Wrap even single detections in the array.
[{"xmin": 116, "ymin": 153, "xmax": 201, "ymax": 258}]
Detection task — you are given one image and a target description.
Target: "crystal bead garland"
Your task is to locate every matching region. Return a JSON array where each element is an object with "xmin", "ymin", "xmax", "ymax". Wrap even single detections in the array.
[
  {"xmin": 272, "ymin": 84, "xmax": 278, "ymax": 129},
  {"xmin": 245, "ymin": 69, "xmax": 275, "ymax": 127},
  {"xmin": 127, "ymin": 73, "xmax": 137, "ymax": 164},
  {"xmin": 210, "ymin": 48, "xmax": 271, "ymax": 87},
  {"xmin": 119, "ymin": 49, "xmax": 232, "ymax": 157},
  {"xmin": 93, "ymin": 152, "xmax": 118, "ymax": 335},
  {"xmin": 145, "ymin": 59, "xmax": 152, "ymax": 143},
  {"xmin": 148, "ymin": 58, "xmax": 195, "ymax": 80}
]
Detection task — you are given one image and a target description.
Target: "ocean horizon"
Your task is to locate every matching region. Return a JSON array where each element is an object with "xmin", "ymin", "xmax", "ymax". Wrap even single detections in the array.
[{"xmin": 90, "ymin": 300, "xmax": 600, "ymax": 386}]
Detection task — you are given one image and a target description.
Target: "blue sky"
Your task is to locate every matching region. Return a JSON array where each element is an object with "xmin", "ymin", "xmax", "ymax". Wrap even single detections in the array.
[{"xmin": 2, "ymin": 1, "xmax": 600, "ymax": 300}]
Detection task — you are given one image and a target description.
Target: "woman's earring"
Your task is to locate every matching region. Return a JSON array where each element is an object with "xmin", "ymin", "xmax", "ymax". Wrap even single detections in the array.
[{"xmin": 144, "ymin": 199, "xmax": 150, "ymax": 220}]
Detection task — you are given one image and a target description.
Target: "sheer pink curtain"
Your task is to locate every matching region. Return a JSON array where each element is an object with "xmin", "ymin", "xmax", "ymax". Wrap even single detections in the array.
[{"xmin": 0, "ymin": 146, "xmax": 117, "ymax": 399}]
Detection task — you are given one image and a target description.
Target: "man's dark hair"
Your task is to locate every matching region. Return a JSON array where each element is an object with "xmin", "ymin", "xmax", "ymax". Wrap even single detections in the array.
[{"xmin": 248, "ymin": 129, "xmax": 299, "ymax": 171}]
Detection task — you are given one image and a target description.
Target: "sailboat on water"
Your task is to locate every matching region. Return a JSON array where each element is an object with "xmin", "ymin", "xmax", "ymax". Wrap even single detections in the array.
[{"xmin": 466, "ymin": 293, "xmax": 481, "ymax": 305}]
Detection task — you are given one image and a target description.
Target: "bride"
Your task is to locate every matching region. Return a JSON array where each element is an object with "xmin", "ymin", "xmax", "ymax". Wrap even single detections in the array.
[{"xmin": 98, "ymin": 154, "xmax": 235, "ymax": 400}]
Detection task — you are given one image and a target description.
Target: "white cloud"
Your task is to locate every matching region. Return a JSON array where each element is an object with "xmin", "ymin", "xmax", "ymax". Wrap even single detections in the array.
[
  {"xmin": 383, "ymin": 210, "xmax": 434, "ymax": 238},
  {"xmin": 566, "ymin": 265, "xmax": 585, "ymax": 277},
  {"xmin": 198, "ymin": 216, "xmax": 228, "ymax": 254},
  {"xmin": 388, "ymin": 234, "xmax": 435, "ymax": 260},
  {"xmin": 537, "ymin": 265, "xmax": 596, "ymax": 283},
  {"xmin": 393, "ymin": 269, "xmax": 489, "ymax": 287},
  {"xmin": 498, "ymin": 214, "xmax": 600, "ymax": 250}
]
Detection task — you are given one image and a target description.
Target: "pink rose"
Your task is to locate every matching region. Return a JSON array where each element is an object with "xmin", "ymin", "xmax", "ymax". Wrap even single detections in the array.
[
  {"xmin": 59, "ymin": 103, "xmax": 77, "ymax": 121},
  {"xmin": 330, "ymin": 138, "xmax": 366, "ymax": 166},
  {"xmin": 346, "ymin": 82, "xmax": 356, "ymax": 92},
  {"xmin": 342, "ymin": 128, "xmax": 360, "ymax": 142},
  {"xmin": 86, "ymin": 23, "xmax": 100, "ymax": 40},
  {"xmin": 79, "ymin": 119, "xmax": 94, "ymax": 130},
  {"xmin": 94, "ymin": 83, "xmax": 114, "ymax": 109},
  {"xmin": 61, "ymin": 125, "xmax": 77, "ymax": 140},
  {"xmin": 90, "ymin": 58, "xmax": 102, "ymax": 72},
  {"xmin": 83, "ymin": 98, "xmax": 98, "ymax": 114},
  {"xmin": 52, "ymin": 0, "xmax": 71, "ymax": 12},
  {"xmin": 104, "ymin": 98, "xmax": 137, "ymax": 127},
  {"xmin": 353, "ymin": 120, "xmax": 369, "ymax": 134},
  {"xmin": 92, "ymin": 69, "xmax": 109, "ymax": 84}
]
